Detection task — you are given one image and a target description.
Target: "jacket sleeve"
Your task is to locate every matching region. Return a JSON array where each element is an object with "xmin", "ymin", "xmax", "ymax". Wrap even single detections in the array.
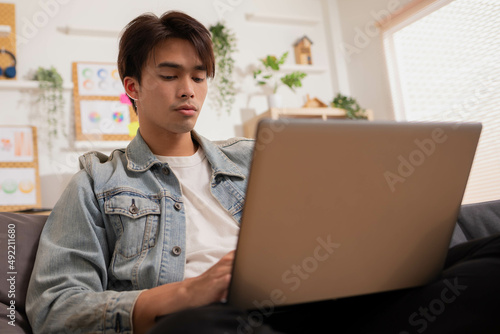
[{"xmin": 26, "ymin": 170, "xmax": 143, "ymax": 334}]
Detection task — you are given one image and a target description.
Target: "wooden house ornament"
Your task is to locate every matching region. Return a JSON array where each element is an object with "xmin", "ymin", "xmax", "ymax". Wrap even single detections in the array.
[
  {"xmin": 294, "ymin": 35, "xmax": 313, "ymax": 65},
  {"xmin": 303, "ymin": 94, "xmax": 328, "ymax": 108}
]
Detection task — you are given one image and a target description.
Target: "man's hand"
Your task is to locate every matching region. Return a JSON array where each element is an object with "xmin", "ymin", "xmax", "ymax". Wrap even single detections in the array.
[
  {"xmin": 132, "ymin": 251, "xmax": 235, "ymax": 334},
  {"xmin": 183, "ymin": 250, "xmax": 234, "ymax": 307}
]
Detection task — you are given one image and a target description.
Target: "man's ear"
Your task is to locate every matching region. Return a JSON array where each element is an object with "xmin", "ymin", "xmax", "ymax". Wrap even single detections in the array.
[{"xmin": 123, "ymin": 76, "xmax": 139, "ymax": 100}]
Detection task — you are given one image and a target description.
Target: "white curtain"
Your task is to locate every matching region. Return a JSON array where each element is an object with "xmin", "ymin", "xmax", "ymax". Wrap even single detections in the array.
[{"xmin": 382, "ymin": 0, "xmax": 500, "ymax": 204}]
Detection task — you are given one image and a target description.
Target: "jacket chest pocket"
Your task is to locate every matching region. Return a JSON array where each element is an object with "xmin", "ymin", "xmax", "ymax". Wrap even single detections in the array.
[{"xmin": 105, "ymin": 194, "xmax": 161, "ymax": 258}]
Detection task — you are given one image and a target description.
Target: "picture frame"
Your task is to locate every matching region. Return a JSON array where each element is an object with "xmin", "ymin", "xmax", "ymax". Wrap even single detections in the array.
[
  {"xmin": 0, "ymin": 126, "xmax": 42, "ymax": 212},
  {"xmin": 72, "ymin": 62, "xmax": 138, "ymax": 141}
]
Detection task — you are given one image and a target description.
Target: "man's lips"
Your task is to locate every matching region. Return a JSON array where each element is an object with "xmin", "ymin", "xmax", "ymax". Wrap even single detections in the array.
[{"xmin": 175, "ymin": 104, "xmax": 197, "ymax": 116}]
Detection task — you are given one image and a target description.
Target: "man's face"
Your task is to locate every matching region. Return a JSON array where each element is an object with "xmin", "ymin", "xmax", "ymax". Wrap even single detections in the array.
[{"xmin": 131, "ymin": 38, "xmax": 208, "ymax": 138}]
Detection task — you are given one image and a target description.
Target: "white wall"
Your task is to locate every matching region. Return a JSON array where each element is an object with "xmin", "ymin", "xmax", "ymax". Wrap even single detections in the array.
[
  {"xmin": 1, "ymin": 0, "xmax": 342, "ymax": 207},
  {"xmin": 1, "ymin": 0, "xmax": 421, "ymax": 207},
  {"xmin": 335, "ymin": 0, "xmax": 414, "ymax": 120}
]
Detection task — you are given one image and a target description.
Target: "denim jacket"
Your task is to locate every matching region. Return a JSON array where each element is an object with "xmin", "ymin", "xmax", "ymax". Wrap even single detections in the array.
[{"xmin": 26, "ymin": 131, "xmax": 254, "ymax": 334}]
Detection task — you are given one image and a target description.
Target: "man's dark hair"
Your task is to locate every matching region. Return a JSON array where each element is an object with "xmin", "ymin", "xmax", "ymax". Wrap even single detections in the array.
[{"xmin": 118, "ymin": 11, "xmax": 215, "ymax": 111}]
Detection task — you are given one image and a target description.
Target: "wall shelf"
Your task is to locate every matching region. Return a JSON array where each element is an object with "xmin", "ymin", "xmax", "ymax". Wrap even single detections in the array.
[
  {"xmin": 245, "ymin": 13, "xmax": 320, "ymax": 26},
  {"xmin": 243, "ymin": 108, "xmax": 374, "ymax": 138},
  {"xmin": 0, "ymin": 80, "xmax": 73, "ymax": 91},
  {"xmin": 280, "ymin": 64, "xmax": 327, "ymax": 74},
  {"xmin": 57, "ymin": 26, "xmax": 120, "ymax": 38},
  {"xmin": 67, "ymin": 140, "xmax": 129, "ymax": 152}
]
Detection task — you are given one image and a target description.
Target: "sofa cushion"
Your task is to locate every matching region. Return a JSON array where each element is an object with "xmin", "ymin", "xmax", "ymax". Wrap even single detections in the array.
[
  {"xmin": 0, "ymin": 213, "xmax": 47, "ymax": 316},
  {"xmin": 450, "ymin": 199, "xmax": 500, "ymax": 247},
  {"xmin": 458, "ymin": 199, "xmax": 500, "ymax": 239},
  {"xmin": 0, "ymin": 301, "xmax": 32, "ymax": 334}
]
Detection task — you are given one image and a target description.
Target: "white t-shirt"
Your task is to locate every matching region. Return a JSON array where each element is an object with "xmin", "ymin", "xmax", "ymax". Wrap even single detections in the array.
[{"xmin": 156, "ymin": 147, "xmax": 240, "ymax": 279}]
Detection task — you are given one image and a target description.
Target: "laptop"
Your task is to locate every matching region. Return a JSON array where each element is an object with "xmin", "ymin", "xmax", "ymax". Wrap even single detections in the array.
[{"xmin": 227, "ymin": 119, "xmax": 481, "ymax": 310}]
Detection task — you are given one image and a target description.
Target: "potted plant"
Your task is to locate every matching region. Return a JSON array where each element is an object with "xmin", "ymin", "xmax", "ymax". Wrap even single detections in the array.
[
  {"xmin": 209, "ymin": 22, "xmax": 237, "ymax": 115},
  {"xmin": 253, "ymin": 51, "xmax": 307, "ymax": 108},
  {"xmin": 33, "ymin": 66, "xmax": 66, "ymax": 151},
  {"xmin": 331, "ymin": 93, "xmax": 368, "ymax": 120}
]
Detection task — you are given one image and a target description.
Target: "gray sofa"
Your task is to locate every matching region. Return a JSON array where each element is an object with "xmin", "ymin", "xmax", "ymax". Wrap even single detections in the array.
[{"xmin": 1, "ymin": 200, "xmax": 500, "ymax": 334}]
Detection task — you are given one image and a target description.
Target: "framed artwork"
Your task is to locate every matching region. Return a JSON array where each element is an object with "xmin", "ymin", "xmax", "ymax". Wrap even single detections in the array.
[
  {"xmin": 0, "ymin": 126, "xmax": 42, "ymax": 211},
  {"xmin": 72, "ymin": 62, "xmax": 138, "ymax": 141}
]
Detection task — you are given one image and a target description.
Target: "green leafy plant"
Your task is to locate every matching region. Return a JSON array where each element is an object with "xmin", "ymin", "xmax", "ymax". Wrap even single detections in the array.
[
  {"xmin": 209, "ymin": 22, "xmax": 237, "ymax": 115},
  {"xmin": 253, "ymin": 52, "xmax": 307, "ymax": 94},
  {"xmin": 331, "ymin": 93, "xmax": 368, "ymax": 120},
  {"xmin": 33, "ymin": 66, "xmax": 66, "ymax": 150}
]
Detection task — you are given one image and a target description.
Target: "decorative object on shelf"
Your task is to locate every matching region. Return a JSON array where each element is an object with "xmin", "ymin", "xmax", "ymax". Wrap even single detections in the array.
[
  {"xmin": 0, "ymin": 48, "xmax": 16, "ymax": 78},
  {"xmin": 267, "ymin": 94, "xmax": 282, "ymax": 109},
  {"xmin": 294, "ymin": 35, "xmax": 313, "ymax": 65},
  {"xmin": 0, "ymin": 3, "xmax": 16, "ymax": 81},
  {"xmin": 33, "ymin": 66, "xmax": 66, "ymax": 151},
  {"xmin": 208, "ymin": 21, "xmax": 237, "ymax": 115},
  {"xmin": 330, "ymin": 93, "xmax": 368, "ymax": 120},
  {"xmin": 253, "ymin": 51, "xmax": 307, "ymax": 108},
  {"xmin": 303, "ymin": 94, "xmax": 327, "ymax": 108}
]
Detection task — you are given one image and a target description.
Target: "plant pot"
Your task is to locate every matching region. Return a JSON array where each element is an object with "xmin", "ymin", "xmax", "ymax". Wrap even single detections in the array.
[{"xmin": 267, "ymin": 94, "xmax": 283, "ymax": 109}]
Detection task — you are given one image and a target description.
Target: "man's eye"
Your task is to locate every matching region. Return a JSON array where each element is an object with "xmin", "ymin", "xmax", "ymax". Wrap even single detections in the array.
[
  {"xmin": 160, "ymin": 75, "xmax": 176, "ymax": 80},
  {"xmin": 193, "ymin": 77, "xmax": 205, "ymax": 83}
]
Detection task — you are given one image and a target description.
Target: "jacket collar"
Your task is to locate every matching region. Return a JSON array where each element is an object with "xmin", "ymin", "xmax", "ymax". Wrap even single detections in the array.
[
  {"xmin": 192, "ymin": 131, "xmax": 246, "ymax": 179},
  {"xmin": 126, "ymin": 130, "xmax": 245, "ymax": 179}
]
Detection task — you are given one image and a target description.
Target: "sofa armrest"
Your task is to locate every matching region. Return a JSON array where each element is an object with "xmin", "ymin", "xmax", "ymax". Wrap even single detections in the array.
[
  {"xmin": 450, "ymin": 199, "xmax": 500, "ymax": 247},
  {"xmin": 0, "ymin": 213, "xmax": 48, "ymax": 334}
]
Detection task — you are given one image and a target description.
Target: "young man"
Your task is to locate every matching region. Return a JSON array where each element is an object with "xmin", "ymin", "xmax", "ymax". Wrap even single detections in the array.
[
  {"xmin": 26, "ymin": 11, "xmax": 259, "ymax": 334},
  {"xmin": 27, "ymin": 10, "xmax": 500, "ymax": 334}
]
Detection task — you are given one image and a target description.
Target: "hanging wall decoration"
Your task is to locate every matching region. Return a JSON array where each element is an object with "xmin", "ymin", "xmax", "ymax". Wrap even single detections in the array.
[
  {"xmin": 0, "ymin": 126, "xmax": 42, "ymax": 212},
  {"xmin": 72, "ymin": 62, "xmax": 137, "ymax": 141},
  {"xmin": 294, "ymin": 35, "xmax": 313, "ymax": 65}
]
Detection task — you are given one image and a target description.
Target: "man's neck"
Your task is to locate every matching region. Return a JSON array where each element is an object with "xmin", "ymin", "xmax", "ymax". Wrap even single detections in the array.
[{"xmin": 140, "ymin": 129, "xmax": 198, "ymax": 157}]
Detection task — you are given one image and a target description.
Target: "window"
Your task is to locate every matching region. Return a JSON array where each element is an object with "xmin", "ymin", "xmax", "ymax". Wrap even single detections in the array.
[{"xmin": 382, "ymin": 0, "xmax": 500, "ymax": 204}]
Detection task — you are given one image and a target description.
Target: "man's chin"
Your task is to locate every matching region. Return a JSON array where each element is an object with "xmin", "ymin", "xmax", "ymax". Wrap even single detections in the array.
[
  {"xmin": 139, "ymin": 124, "xmax": 196, "ymax": 138},
  {"xmin": 167, "ymin": 122, "xmax": 197, "ymax": 135}
]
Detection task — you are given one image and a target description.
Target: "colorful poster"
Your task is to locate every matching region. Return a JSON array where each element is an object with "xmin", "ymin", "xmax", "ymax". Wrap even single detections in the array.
[
  {"xmin": 0, "ymin": 168, "xmax": 37, "ymax": 206},
  {"xmin": 73, "ymin": 62, "xmax": 137, "ymax": 141},
  {"xmin": 0, "ymin": 127, "xmax": 34, "ymax": 162},
  {"xmin": 80, "ymin": 100, "xmax": 131, "ymax": 135},
  {"xmin": 76, "ymin": 63, "xmax": 125, "ymax": 97}
]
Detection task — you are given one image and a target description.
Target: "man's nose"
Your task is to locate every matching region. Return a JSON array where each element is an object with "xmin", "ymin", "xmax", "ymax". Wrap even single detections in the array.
[{"xmin": 178, "ymin": 76, "xmax": 195, "ymax": 98}]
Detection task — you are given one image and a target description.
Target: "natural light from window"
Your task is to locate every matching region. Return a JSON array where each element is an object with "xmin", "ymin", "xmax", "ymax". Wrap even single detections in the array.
[{"xmin": 383, "ymin": 0, "xmax": 500, "ymax": 204}]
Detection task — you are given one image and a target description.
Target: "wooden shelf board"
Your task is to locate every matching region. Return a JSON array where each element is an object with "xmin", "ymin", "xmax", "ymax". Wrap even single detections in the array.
[
  {"xmin": 0, "ymin": 80, "xmax": 73, "ymax": 90},
  {"xmin": 57, "ymin": 26, "xmax": 120, "ymax": 38},
  {"xmin": 244, "ymin": 108, "xmax": 374, "ymax": 138},
  {"xmin": 245, "ymin": 13, "xmax": 320, "ymax": 26},
  {"xmin": 280, "ymin": 64, "xmax": 327, "ymax": 74}
]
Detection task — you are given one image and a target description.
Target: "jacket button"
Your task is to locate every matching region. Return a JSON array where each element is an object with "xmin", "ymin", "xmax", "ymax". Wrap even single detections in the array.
[
  {"xmin": 174, "ymin": 202, "xmax": 182, "ymax": 211},
  {"xmin": 172, "ymin": 246, "xmax": 182, "ymax": 256},
  {"xmin": 162, "ymin": 166, "xmax": 170, "ymax": 175},
  {"xmin": 129, "ymin": 204, "xmax": 139, "ymax": 214}
]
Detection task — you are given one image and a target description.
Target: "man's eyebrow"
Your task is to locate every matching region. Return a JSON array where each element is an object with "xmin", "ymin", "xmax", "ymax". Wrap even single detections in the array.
[
  {"xmin": 157, "ymin": 62, "xmax": 182, "ymax": 69},
  {"xmin": 156, "ymin": 62, "xmax": 207, "ymax": 71},
  {"xmin": 194, "ymin": 64, "xmax": 207, "ymax": 71}
]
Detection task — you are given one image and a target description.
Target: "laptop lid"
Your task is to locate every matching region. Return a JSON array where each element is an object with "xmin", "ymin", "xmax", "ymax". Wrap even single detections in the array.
[{"xmin": 227, "ymin": 119, "xmax": 481, "ymax": 310}]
